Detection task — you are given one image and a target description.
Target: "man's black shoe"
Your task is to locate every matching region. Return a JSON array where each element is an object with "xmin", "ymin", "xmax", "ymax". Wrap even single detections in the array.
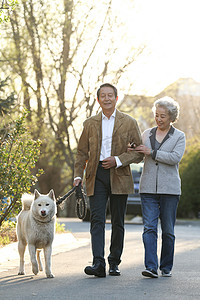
[
  {"xmin": 109, "ymin": 264, "xmax": 120, "ymax": 276},
  {"xmin": 84, "ymin": 263, "xmax": 106, "ymax": 277}
]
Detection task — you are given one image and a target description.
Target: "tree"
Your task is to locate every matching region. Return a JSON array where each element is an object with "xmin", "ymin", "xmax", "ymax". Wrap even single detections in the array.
[
  {"xmin": 0, "ymin": 0, "xmax": 145, "ymax": 216},
  {"xmin": 0, "ymin": 0, "xmax": 18, "ymax": 22},
  {"xmin": 0, "ymin": 77, "xmax": 16, "ymax": 116}
]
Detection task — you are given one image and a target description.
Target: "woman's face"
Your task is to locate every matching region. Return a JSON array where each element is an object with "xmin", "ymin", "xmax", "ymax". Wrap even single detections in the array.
[{"xmin": 155, "ymin": 106, "xmax": 171, "ymax": 131}]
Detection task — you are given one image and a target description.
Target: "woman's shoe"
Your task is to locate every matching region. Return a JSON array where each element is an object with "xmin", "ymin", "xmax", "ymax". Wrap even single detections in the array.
[{"xmin": 142, "ymin": 269, "xmax": 158, "ymax": 278}]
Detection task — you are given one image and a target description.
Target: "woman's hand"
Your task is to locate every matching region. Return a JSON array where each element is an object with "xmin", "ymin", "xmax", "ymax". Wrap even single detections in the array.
[
  {"xmin": 128, "ymin": 143, "xmax": 151, "ymax": 155},
  {"xmin": 135, "ymin": 145, "xmax": 151, "ymax": 155}
]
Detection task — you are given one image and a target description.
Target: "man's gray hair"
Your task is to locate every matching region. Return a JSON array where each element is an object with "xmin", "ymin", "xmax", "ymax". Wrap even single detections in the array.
[{"xmin": 152, "ymin": 96, "xmax": 180, "ymax": 123}]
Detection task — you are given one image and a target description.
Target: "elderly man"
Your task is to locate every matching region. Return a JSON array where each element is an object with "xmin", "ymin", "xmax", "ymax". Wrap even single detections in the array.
[{"xmin": 74, "ymin": 83, "xmax": 143, "ymax": 277}]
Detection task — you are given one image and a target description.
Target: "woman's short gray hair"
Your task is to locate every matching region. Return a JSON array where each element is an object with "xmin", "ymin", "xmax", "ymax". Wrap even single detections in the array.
[{"xmin": 152, "ymin": 96, "xmax": 180, "ymax": 123}]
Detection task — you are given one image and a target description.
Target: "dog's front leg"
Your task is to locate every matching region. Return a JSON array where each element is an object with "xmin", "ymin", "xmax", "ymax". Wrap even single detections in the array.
[
  {"xmin": 18, "ymin": 240, "xmax": 27, "ymax": 275},
  {"xmin": 36, "ymin": 249, "xmax": 43, "ymax": 271},
  {"xmin": 28, "ymin": 244, "xmax": 39, "ymax": 275},
  {"xmin": 44, "ymin": 245, "xmax": 54, "ymax": 278}
]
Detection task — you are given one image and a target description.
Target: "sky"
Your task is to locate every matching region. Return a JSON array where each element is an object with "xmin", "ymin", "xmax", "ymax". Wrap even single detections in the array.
[
  {"xmin": 114, "ymin": 0, "xmax": 200, "ymax": 96},
  {"xmin": 1, "ymin": 0, "xmax": 199, "ymax": 99}
]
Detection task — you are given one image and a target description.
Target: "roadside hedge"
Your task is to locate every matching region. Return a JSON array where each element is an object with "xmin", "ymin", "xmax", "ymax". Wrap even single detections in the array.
[
  {"xmin": 0, "ymin": 112, "xmax": 42, "ymax": 226},
  {"xmin": 178, "ymin": 138, "xmax": 200, "ymax": 218}
]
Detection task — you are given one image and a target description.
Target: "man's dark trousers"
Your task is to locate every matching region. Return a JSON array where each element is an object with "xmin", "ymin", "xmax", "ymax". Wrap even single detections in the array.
[{"xmin": 89, "ymin": 163, "xmax": 127, "ymax": 267}]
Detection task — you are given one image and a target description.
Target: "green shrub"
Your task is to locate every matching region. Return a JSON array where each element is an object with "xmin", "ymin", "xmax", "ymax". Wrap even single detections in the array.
[
  {"xmin": 0, "ymin": 220, "xmax": 17, "ymax": 246},
  {"xmin": 178, "ymin": 138, "xmax": 200, "ymax": 218},
  {"xmin": 0, "ymin": 112, "xmax": 43, "ymax": 226}
]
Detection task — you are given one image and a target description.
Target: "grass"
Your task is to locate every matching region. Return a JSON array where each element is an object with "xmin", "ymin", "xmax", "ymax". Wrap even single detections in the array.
[{"xmin": 0, "ymin": 220, "xmax": 67, "ymax": 247}]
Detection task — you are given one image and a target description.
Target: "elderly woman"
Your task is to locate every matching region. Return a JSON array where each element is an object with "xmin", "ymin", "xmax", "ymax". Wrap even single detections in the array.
[{"xmin": 129, "ymin": 96, "xmax": 186, "ymax": 278}]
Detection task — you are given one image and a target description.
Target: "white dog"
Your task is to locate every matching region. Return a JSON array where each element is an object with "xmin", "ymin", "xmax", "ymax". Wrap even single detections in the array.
[{"xmin": 17, "ymin": 189, "xmax": 57, "ymax": 278}]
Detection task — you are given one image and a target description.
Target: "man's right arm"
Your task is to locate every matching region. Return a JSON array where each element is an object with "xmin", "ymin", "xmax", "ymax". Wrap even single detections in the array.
[
  {"xmin": 118, "ymin": 119, "xmax": 144, "ymax": 166},
  {"xmin": 73, "ymin": 122, "xmax": 89, "ymax": 184}
]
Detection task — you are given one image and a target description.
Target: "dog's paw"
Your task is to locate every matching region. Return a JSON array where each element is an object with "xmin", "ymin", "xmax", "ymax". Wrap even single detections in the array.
[
  {"xmin": 39, "ymin": 265, "xmax": 43, "ymax": 272},
  {"xmin": 46, "ymin": 273, "xmax": 55, "ymax": 278},
  {"xmin": 32, "ymin": 264, "xmax": 39, "ymax": 275},
  {"xmin": 18, "ymin": 271, "xmax": 25, "ymax": 275}
]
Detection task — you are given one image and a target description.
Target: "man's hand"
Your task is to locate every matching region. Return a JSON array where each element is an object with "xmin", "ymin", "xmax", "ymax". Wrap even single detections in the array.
[
  {"xmin": 102, "ymin": 156, "xmax": 116, "ymax": 169},
  {"xmin": 73, "ymin": 178, "xmax": 82, "ymax": 187}
]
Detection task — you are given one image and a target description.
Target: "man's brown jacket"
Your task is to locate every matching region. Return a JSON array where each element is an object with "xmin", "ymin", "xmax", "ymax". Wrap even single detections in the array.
[{"xmin": 74, "ymin": 110, "xmax": 143, "ymax": 196}]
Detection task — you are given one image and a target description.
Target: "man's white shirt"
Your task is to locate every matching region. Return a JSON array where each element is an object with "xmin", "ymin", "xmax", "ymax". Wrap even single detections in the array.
[
  {"xmin": 74, "ymin": 109, "xmax": 122, "ymax": 181},
  {"xmin": 100, "ymin": 109, "xmax": 122, "ymax": 167}
]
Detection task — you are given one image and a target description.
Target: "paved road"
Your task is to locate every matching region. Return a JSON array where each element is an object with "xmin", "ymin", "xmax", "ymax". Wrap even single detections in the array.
[{"xmin": 0, "ymin": 218, "xmax": 200, "ymax": 300}]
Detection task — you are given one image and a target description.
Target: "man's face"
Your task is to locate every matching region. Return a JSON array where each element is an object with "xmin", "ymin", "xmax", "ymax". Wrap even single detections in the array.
[{"xmin": 98, "ymin": 86, "xmax": 117, "ymax": 113}]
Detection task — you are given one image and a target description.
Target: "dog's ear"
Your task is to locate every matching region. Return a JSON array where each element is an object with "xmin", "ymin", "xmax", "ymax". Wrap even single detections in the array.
[
  {"xmin": 48, "ymin": 189, "xmax": 56, "ymax": 201},
  {"xmin": 34, "ymin": 189, "xmax": 41, "ymax": 200}
]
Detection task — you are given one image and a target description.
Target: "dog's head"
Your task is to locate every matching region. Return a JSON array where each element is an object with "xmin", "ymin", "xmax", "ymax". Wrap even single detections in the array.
[{"xmin": 32, "ymin": 189, "xmax": 57, "ymax": 222}]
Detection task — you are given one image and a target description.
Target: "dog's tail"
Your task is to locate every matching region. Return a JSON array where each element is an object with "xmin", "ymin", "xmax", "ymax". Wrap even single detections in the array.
[{"xmin": 21, "ymin": 193, "xmax": 33, "ymax": 211}]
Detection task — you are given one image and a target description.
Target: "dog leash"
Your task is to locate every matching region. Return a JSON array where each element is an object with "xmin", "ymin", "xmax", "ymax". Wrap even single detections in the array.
[{"xmin": 56, "ymin": 183, "xmax": 87, "ymax": 220}]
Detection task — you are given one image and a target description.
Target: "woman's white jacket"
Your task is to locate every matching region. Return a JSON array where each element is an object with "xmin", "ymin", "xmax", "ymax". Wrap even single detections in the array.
[{"xmin": 139, "ymin": 126, "xmax": 186, "ymax": 195}]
